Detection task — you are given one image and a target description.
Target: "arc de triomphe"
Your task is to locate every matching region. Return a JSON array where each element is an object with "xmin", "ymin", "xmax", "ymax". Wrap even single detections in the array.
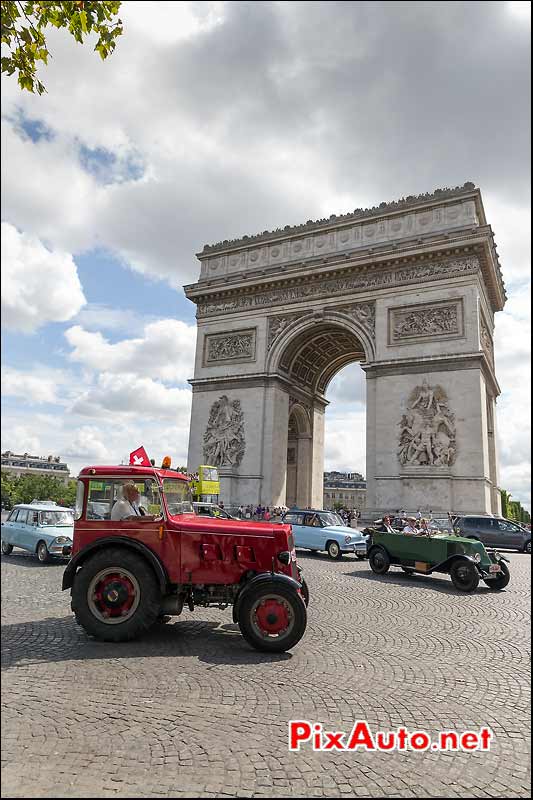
[{"xmin": 184, "ymin": 183, "xmax": 505, "ymax": 516}]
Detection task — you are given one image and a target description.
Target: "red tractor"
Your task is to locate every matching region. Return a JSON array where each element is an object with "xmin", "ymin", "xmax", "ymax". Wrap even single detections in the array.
[{"xmin": 63, "ymin": 465, "xmax": 308, "ymax": 652}]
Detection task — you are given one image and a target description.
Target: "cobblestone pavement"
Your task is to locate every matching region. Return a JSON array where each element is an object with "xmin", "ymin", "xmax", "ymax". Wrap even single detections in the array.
[{"xmin": 1, "ymin": 548, "xmax": 531, "ymax": 798}]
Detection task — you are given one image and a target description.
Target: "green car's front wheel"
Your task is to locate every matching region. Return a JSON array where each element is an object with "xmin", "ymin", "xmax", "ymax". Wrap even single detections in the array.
[
  {"xmin": 450, "ymin": 560, "xmax": 479, "ymax": 592},
  {"xmin": 484, "ymin": 561, "xmax": 510, "ymax": 591}
]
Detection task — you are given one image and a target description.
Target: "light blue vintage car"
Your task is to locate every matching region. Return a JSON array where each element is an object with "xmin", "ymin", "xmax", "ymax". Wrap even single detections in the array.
[
  {"xmin": 1, "ymin": 501, "xmax": 74, "ymax": 562},
  {"xmin": 282, "ymin": 509, "xmax": 367, "ymax": 560}
]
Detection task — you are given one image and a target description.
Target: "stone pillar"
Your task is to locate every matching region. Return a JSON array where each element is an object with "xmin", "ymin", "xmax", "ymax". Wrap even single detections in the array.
[
  {"xmin": 310, "ymin": 404, "xmax": 325, "ymax": 509},
  {"xmin": 260, "ymin": 384, "xmax": 290, "ymax": 507},
  {"xmin": 364, "ymin": 360, "xmax": 496, "ymax": 516},
  {"xmin": 486, "ymin": 392, "xmax": 501, "ymax": 515},
  {"xmin": 187, "ymin": 384, "xmax": 268, "ymax": 507},
  {"xmin": 296, "ymin": 434, "xmax": 312, "ymax": 508}
]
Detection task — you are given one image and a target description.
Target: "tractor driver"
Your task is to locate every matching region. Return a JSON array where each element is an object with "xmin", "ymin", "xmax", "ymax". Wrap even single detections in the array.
[{"xmin": 111, "ymin": 482, "xmax": 159, "ymax": 522}]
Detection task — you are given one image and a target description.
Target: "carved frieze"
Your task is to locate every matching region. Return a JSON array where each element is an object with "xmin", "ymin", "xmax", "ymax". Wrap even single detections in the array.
[
  {"xmin": 335, "ymin": 301, "xmax": 376, "ymax": 340},
  {"xmin": 204, "ymin": 329, "xmax": 256, "ymax": 364},
  {"xmin": 203, "ymin": 396, "xmax": 245, "ymax": 467},
  {"xmin": 197, "ymin": 256, "xmax": 479, "ymax": 318},
  {"xmin": 267, "ymin": 313, "xmax": 309, "ymax": 351},
  {"xmin": 480, "ymin": 315, "xmax": 495, "ymax": 369},
  {"xmin": 398, "ymin": 381, "xmax": 456, "ymax": 467},
  {"xmin": 388, "ymin": 299, "xmax": 464, "ymax": 345}
]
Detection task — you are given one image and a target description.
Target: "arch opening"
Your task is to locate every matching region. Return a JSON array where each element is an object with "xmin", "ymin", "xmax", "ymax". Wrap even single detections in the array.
[
  {"xmin": 279, "ymin": 322, "xmax": 366, "ymax": 396},
  {"xmin": 278, "ymin": 322, "xmax": 367, "ymax": 510}
]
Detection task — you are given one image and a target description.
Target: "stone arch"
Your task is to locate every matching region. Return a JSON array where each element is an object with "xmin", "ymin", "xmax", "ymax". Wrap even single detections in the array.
[{"xmin": 267, "ymin": 311, "xmax": 375, "ymax": 390}]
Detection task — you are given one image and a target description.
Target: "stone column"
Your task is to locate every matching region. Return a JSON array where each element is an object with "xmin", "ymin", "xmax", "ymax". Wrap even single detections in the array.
[
  {"xmin": 364, "ymin": 359, "xmax": 496, "ymax": 516},
  {"xmin": 310, "ymin": 404, "xmax": 326, "ymax": 509}
]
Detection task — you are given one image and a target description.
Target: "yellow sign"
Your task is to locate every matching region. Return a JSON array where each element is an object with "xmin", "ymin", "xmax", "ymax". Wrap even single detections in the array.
[{"xmin": 198, "ymin": 480, "xmax": 220, "ymax": 496}]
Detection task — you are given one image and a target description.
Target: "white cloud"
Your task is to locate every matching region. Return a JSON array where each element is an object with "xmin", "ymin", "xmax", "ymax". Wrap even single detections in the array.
[
  {"xmin": 62, "ymin": 427, "xmax": 112, "ymax": 462},
  {"xmin": 1, "ymin": 366, "xmax": 66, "ymax": 405},
  {"xmin": 1, "ymin": 425, "xmax": 41, "ymax": 456},
  {"xmin": 73, "ymin": 304, "xmax": 159, "ymax": 335},
  {"xmin": 64, "ymin": 319, "xmax": 196, "ymax": 383},
  {"xmin": 71, "ymin": 372, "xmax": 192, "ymax": 421},
  {"xmin": 324, "ymin": 409, "xmax": 366, "ymax": 476},
  {"xmin": 1, "ymin": 223, "xmax": 86, "ymax": 333}
]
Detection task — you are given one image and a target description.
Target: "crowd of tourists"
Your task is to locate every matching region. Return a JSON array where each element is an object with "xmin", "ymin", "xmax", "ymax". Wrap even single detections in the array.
[{"xmin": 234, "ymin": 505, "xmax": 287, "ymax": 521}]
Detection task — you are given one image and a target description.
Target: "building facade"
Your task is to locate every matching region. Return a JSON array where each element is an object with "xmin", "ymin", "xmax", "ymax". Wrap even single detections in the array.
[
  {"xmin": 323, "ymin": 471, "xmax": 367, "ymax": 511},
  {"xmin": 1, "ymin": 452, "xmax": 71, "ymax": 484}
]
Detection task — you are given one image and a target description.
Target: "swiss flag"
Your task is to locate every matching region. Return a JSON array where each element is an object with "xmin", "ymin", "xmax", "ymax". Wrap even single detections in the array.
[{"xmin": 129, "ymin": 446, "xmax": 150, "ymax": 466}]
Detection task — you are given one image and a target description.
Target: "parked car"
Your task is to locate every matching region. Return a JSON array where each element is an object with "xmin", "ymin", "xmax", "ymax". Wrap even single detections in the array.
[
  {"xmin": 282, "ymin": 509, "xmax": 367, "ymax": 559},
  {"xmin": 1, "ymin": 502, "xmax": 74, "ymax": 562},
  {"xmin": 368, "ymin": 530, "xmax": 510, "ymax": 592},
  {"xmin": 454, "ymin": 515, "xmax": 531, "ymax": 553}
]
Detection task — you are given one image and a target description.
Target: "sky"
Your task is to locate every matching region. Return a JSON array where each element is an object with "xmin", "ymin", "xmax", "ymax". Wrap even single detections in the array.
[{"xmin": 1, "ymin": 0, "xmax": 531, "ymax": 510}]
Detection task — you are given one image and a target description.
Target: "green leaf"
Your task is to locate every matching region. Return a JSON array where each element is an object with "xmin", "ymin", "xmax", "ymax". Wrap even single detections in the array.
[{"xmin": 79, "ymin": 10, "xmax": 87, "ymax": 33}]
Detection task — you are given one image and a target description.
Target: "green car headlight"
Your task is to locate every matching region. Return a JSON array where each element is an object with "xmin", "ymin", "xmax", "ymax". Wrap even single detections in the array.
[
  {"xmin": 472, "ymin": 552, "xmax": 481, "ymax": 563},
  {"xmin": 493, "ymin": 551, "xmax": 501, "ymax": 560}
]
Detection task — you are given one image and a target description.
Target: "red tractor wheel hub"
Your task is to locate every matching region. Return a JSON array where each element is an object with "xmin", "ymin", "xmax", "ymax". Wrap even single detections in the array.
[
  {"xmin": 255, "ymin": 598, "xmax": 290, "ymax": 635},
  {"xmin": 93, "ymin": 573, "xmax": 137, "ymax": 618}
]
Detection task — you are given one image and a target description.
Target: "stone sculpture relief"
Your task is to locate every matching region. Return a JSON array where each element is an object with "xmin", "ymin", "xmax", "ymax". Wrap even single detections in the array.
[
  {"xmin": 198, "ymin": 256, "xmax": 479, "ymax": 317},
  {"xmin": 206, "ymin": 330, "xmax": 255, "ymax": 362},
  {"xmin": 203, "ymin": 396, "xmax": 245, "ymax": 467},
  {"xmin": 336, "ymin": 302, "xmax": 376, "ymax": 339},
  {"xmin": 391, "ymin": 302, "xmax": 461, "ymax": 343},
  {"xmin": 398, "ymin": 381, "xmax": 456, "ymax": 467},
  {"xmin": 267, "ymin": 313, "xmax": 309, "ymax": 351}
]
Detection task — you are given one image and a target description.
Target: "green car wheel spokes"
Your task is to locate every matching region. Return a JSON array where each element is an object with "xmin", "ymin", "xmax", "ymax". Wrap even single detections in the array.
[{"xmin": 450, "ymin": 559, "xmax": 479, "ymax": 592}]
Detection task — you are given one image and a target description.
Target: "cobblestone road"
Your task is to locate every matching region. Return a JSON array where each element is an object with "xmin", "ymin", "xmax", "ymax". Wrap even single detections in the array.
[{"xmin": 1, "ymin": 548, "xmax": 531, "ymax": 798}]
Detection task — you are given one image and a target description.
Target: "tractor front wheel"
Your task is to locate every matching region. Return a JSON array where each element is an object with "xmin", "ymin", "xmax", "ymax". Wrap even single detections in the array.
[{"xmin": 238, "ymin": 582, "xmax": 307, "ymax": 653}]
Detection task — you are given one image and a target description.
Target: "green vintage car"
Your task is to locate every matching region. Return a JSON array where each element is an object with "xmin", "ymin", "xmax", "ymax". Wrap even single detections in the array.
[{"xmin": 367, "ymin": 530, "xmax": 510, "ymax": 592}]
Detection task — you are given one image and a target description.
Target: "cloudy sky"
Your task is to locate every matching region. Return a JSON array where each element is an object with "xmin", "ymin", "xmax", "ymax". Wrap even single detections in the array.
[{"xmin": 1, "ymin": 1, "xmax": 531, "ymax": 509}]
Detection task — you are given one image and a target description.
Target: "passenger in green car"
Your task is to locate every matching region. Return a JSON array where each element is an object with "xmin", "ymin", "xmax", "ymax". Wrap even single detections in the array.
[
  {"xmin": 402, "ymin": 517, "xmax": 419, "ymax": 535},
  {"xmin": 376, "ymin": 515, "xmax": 396, "ymax": 534}
]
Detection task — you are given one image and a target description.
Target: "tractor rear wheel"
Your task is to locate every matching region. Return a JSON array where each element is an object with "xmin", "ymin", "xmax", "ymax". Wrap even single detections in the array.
[{"xmin": 71, "ymin": 548, "xmax": 161, "ymax": 642}]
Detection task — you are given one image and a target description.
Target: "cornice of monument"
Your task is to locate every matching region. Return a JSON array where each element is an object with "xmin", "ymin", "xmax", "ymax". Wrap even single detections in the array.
[
  {"xmin": 199, "ymin": 182, "xmax": 480, "ymax": 254},
  {"xmin": 185, "ymin": 232, "xmax": 506, "ymax": 313},
  {"xmin": 189, "ymin": 183, "xmax": 505, "ymax": 310}
]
